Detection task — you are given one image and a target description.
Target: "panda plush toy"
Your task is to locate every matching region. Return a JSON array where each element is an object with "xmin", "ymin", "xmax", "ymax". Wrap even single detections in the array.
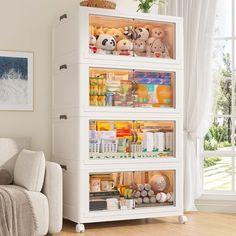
[{"xmin": 96, "ymin": 34, "xmax": 116, "ymax": 55}]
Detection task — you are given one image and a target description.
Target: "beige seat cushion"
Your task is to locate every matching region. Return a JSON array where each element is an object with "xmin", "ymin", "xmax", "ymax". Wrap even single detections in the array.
[{"xmin": 13, "ymin": 149, "xmax": 46, "ymax": 192}]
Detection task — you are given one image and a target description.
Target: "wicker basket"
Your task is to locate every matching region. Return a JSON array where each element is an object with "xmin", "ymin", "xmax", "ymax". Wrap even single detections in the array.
[{"xmin": 80, "ymin": 0, "xmax": 116, "ymax": 9}]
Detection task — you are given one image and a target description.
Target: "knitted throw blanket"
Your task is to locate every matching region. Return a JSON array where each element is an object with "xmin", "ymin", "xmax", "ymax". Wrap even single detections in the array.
[{"xmin": 0, "ymin": 186, "xmax": 36, "ymax": 236}]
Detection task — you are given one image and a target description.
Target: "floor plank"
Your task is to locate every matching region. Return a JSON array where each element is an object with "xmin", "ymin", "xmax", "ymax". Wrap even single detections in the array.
[{"xmin": 53, "ymin": 212, "xmax": 236, "ymax": 236}]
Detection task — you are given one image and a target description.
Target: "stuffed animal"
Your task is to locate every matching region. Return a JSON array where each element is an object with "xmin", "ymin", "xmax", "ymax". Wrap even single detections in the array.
[
  {"xmin": 124, "ymin": 26, "xmax": 136, "ymax": 40},
  {"xmin": 151, "ymin": 27, "xmax": 166, "ymax": 40},
  {"xmin": 94, "ymin": 27, "xmax": 107, "ymax": 39},
  {"xmin": 135, "ymin": 27, "xmax": 149, "ymax": 41},
  {"xmin": 133, "ymin": 39, "xmax": 146, "ymax": 57},
  {"xmin": 146, "ymin": 37, "xmax": 155, "ymax": 57},
  {"xmin": 143, "ymin": 24, "xmax": 154, "ymax": 33},
  {"xmin": 116, "ymin": 39, "xmax": 133, "ymax": 56},
  {"xmin": 105, "ymin": 28, "xmax": 124, "ymax": 43},
  {"xmin": 150, "ymin": 38, "xmax": 170, "ymax": 58},
  {"xmin": 89, "ymin": 25, "xmax": 95, "ymax": 36},
  {"xmin": 96, "ymin": 34, "xmax": 116, "ymax": 55},
  {"xmin": 89, "ymin": 35, "xmax": 97, "ymax": 54},
  {"xmin": 124, "ymin": 26, "xmax": 149, "ymax": 41}
]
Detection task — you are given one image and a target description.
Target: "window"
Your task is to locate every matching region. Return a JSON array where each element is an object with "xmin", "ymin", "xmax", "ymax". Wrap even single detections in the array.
[{"xmin": 202, "ymin": 0, "xmax": 236, "ymax": 193}]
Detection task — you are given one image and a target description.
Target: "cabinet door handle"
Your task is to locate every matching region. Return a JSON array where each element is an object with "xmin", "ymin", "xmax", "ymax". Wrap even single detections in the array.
[
  {"xmin": 59, "ymin": 13, "xmax": 67, "ymax": 21},
  {"xmin": 59, "ymin": 64, "xmax": 67, "ymax": 70},
  {"xmin": 60, "ymin": 165, "xmax": 67, "ymax": 171},
  {"xmin": 59, "ymin": 115, "xmax": 67, "ymax": 120}
]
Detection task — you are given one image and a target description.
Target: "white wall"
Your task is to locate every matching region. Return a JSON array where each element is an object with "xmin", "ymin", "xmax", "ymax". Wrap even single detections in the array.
[
  {"xmin": 114, "ymin": 0, "xmax": 159, "ymax": 13},
  {"xmin": 0, "ymin": 0, "xmax": 77, "ymax": 159},
  {"xmin": 0, "ymin": 0, "xmax": 159, "ymax": 159}
]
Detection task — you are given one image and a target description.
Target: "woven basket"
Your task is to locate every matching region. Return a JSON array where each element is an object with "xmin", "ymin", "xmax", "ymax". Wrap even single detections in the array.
[{"xmin": 80, "ymin": 0, "xmax": 116, "ymax": 9}]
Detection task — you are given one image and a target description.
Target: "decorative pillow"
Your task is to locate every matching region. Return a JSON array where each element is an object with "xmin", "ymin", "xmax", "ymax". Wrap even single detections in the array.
[
  {"xmin": 14, "ymin": 149, "xmax": 46, "ymax": 192},
  {"xmin": 0, "ymin": 168, "xmax": 13, "ymax": 185}
]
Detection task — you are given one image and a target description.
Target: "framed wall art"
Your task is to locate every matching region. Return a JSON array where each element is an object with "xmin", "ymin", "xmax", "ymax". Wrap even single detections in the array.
[{"xmin": 0, "ymin": 51, "xmax": 33, "ymax": 111}]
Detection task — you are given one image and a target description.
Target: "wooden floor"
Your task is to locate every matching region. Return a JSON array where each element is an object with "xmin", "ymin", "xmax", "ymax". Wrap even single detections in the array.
[{"xmin": 54, "ymin": 212, "xmax": 236, "ymax": 236}]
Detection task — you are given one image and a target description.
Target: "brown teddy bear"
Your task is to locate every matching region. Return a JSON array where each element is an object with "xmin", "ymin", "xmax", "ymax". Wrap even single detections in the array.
[
  {"xmin": 134, "ymin": 39, "xmax": 146, "ymax": 57},
  {"xmin": 105, "ymin": 28, "xmax": 125, "ymax": 43},
  {"xmin": 151, "ymin": 27, "xmax": 166, "ymax": 40}
]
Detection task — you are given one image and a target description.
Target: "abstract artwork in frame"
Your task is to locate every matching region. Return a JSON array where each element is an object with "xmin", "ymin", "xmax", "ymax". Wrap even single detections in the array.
[{"xmin": 0, "ymin": 51, "xmax": 33, "ymax": 111}]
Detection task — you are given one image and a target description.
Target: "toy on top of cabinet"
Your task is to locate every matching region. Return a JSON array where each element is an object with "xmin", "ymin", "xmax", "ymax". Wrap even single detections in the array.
[{"xmin": 96, "ymin": 34, "xmax": 116, "ymax": 55}]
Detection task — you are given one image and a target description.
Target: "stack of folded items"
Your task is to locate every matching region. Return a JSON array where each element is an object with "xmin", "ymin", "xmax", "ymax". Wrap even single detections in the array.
[{"xmin": 106, "ymin": 198, "xmax": 119, "ymax": 210}]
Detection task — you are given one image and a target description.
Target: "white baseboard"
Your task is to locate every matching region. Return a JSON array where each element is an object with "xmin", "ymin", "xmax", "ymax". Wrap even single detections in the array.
[{"xmin": 196, "ymin": 194, "xmax": 236, "ymax": 213}]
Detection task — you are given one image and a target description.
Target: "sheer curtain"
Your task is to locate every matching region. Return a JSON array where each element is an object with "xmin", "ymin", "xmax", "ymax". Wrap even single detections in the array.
[{"xmin": 169, "ymin": 0, "xmax": 218, "ymax": 210}]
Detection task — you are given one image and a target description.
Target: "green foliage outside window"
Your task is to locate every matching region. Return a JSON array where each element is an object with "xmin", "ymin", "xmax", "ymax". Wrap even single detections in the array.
[
  {"xmin": 204, "ymin": 156, "xmax": 222, "ymax": 168},
  {"xmin": 204, "ymin": 52, "xmax": 233, "ymax": 151}
]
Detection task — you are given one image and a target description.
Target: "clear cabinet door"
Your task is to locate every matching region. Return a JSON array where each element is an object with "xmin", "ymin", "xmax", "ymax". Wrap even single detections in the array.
[
  {"xmin": 89, "ymin": 120, "xmax": 175, "ymax": 160},
  {"xmin": 89, "ymin": 14, "xmax": 176, "ymax": 60},
  {"xmin": 89, "ymin": 67, "xmax": 175, "ymax": 109},
  {"xmin": 89, "ymin": 170, "xmax": 176, "ymax": 211}
]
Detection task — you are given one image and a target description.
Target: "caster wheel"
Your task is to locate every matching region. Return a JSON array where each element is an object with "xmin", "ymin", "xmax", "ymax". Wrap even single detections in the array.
[
  {"xmin": 178, "ymin": 215, "xmax": 188, "ymax": 224},
  {"xmin": 76, "ymin": 223, "xmax": 85, "ymax": 233}
]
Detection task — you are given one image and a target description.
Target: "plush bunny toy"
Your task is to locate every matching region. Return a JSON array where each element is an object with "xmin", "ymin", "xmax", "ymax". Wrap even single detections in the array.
[{"xmin": 150, "ymin": 38, "xmax": 170, "ymax": 58}]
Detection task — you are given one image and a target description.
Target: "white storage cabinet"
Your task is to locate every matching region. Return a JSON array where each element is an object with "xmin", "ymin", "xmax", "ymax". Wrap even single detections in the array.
[{"xmin": 52, "ymin": 6, "xmax": 186, "ymax": 233}]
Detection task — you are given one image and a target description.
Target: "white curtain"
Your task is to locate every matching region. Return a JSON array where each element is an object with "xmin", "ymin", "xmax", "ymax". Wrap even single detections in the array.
[{"xmin": 168, "ymin": 0, "xmax": 218, "ymax": 210}]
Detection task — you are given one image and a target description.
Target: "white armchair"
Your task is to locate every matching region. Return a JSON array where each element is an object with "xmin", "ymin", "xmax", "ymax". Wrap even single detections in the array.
[{"xmin": 0, "ymin": 138, "xmax": 63, "ymax": 235}]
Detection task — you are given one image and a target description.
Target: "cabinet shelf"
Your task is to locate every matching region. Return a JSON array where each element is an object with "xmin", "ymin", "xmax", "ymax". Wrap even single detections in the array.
[
  {"xmin": 89, "ymin": 151, "xmax": 173, "ymax": 160},
  {"xmin": 89, "ymin": 202, "xmax": 174, "ymax": 212},
  {"xmin": 85, "ymin": 158, "xmax": 179, "ymax": 166},
  {"xmin": 84, "ymin": 205, "xmax": 181, "ymax": 223}
]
